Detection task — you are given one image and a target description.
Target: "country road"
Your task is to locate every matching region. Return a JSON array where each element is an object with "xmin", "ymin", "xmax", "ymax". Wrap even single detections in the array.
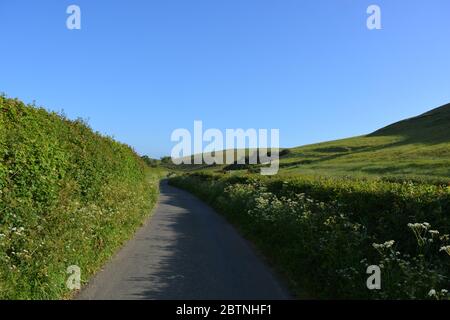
[{"xmin": 76, "ymin": 180, "xmax": 291, "ymax": 300}]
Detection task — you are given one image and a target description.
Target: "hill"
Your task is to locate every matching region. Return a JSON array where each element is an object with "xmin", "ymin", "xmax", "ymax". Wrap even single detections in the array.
[
  {"xmin": 281, "ymin": 102, "xmax": 450, "ymax": 180},
  {"xmin": 174, "ymin": 102, "xmax": 450, "ymax": 182}
]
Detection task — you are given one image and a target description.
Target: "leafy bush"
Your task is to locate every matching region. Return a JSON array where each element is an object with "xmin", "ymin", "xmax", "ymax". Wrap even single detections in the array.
[
  {"xmin": 279, "ymin": 149, "xmax": 291, "ymax": 157},
  {"xmin": 0, "ymin": 96, "xmax": 159, "ymax": 299},
  {"xmin": 169, "ymin": 172, "xmax": 450, "ymax": 299},
  {"xmin": 141, "ymin": 155, "xmax": 159, "ymax": 167}
]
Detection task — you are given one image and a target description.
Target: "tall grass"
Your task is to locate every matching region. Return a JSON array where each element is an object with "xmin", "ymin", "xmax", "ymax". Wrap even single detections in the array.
[{"xmin": 0, "ymin": 96, "xmax": 160, "ymax": 299}]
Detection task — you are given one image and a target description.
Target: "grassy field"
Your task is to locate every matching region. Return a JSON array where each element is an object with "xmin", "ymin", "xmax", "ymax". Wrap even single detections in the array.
[
  {"xmin": 173, "ymin": 102, "xmax": 450, "ymax": 183},
  {"xmin": 0, "ymin": 96, "xmax": 164, "ymax": 299},
  {"xmin": 280, "ymin": 102, "xmax": 450, "ymax": 181}
]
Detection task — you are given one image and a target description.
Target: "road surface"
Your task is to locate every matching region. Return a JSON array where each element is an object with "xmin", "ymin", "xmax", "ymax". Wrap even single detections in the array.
[{"xmin": 77, "ymin": 180, "xmax": 291, "ymax": 300}]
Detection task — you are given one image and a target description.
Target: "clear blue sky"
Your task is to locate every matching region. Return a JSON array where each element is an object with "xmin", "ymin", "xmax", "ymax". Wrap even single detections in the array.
[{"xmin": 1, "ymin": 0, "xmax": 450, "ymax": 158}]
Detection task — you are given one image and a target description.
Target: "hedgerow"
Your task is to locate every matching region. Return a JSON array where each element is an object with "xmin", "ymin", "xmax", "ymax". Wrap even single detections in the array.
[
  {"xmin": 0, "ymin": 95, "xmax": 159, "ymax": 299},
  {"xmin": 169, "ymin": 172, "xmax": 450, "ymax": 299}
]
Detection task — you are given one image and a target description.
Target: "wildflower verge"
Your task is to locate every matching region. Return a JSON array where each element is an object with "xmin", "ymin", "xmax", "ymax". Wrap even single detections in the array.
[{"xmin": 169, "ymin": 172, "xmax": 450, "ymax": 299}]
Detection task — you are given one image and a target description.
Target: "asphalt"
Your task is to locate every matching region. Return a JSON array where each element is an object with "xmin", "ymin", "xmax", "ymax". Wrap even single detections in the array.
[{"xmin": 76, "ymin": 180, "xmax": 291, "ymax": 300}]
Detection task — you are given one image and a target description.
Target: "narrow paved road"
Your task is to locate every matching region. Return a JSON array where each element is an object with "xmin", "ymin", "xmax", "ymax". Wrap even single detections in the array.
[{"xmin": 77, "ymin": 180, "xmax": 290, "ymax": 300}]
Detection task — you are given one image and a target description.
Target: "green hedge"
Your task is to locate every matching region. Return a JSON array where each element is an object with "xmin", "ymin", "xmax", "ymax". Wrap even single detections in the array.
[
  {"xmin": 169, "ymin": 172, "xmax": 450, "ymax": 299},
  {"xmin": 0, "ymin": 96, "xmax": 159, "ymax": 299}
]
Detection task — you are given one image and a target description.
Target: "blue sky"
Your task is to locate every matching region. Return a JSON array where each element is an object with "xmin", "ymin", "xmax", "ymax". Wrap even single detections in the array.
[{"xmin": 1, "ymin": 0, "xmax": 450, "ymax": 158}]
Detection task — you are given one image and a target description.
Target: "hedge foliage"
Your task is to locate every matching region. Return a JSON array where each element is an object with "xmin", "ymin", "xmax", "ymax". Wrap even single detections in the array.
[
  {"xmin": 169, "ymin": 172, "xmax": 450, "ymax": 299},
  {"xmin": 0, "ymin": 96, "xmax": 159, "ymax": 299}
]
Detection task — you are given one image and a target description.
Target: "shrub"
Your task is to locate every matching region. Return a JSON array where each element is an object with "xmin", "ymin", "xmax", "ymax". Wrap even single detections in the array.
[
  {"xmin": 0, "ymin": 96, "xmax": 159, "ymax": 299},
  {"xmin": 169, "ymin": 172, "xmax": 450, "ymax": 299},
  {"xmin": 279, "ymin": 149, "xmax": 291, "ymax": 157}
]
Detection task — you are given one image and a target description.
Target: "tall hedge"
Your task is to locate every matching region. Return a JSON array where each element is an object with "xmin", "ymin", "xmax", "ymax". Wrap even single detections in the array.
[{"xmin": 0, "ymin": 95, "xmax": 158, "ymax": 299}]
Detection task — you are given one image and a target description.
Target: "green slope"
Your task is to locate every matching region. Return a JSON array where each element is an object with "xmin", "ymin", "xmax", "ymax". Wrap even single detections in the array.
[
  {"xmin": 175, "ymin": 102, "xmax": 450, "ymax": 181},
  {"xmin": 281, "ymin": 103, "xmax": 450, "ymax": 180}
]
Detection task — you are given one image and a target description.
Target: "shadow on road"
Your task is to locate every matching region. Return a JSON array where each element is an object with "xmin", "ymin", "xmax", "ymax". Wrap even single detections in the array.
[{"xmin": 78, "ymin": 180, "xmax": 291, "ymax": 300}]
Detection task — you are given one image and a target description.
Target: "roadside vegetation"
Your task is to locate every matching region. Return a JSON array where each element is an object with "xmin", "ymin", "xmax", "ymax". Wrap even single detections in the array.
[
  {"xmin": 168, "ymin": 103, "xmax": 450, "ymax": 299},
  {"xmin": 169, "ymin": 172, "xmax": 450, "ymax": 299},
  {"xmin": 0, "ymin": 95, "xmax": 163, "ymax": 299}
]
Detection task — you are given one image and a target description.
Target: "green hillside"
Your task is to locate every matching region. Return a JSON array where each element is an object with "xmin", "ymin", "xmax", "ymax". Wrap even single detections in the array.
[
  {"xmin": 176, "ymin": 103, "xmax": 450, "ymax": 182},
  {"xmin": 281, "ymin": 102, "xmax": 450, "ymax": 180}
]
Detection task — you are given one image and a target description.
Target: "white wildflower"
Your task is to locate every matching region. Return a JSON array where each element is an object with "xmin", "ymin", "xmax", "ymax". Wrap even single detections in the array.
[
  {"xmin": 384, "ymin": 240, "xmax": 395, "ymax": 248},
  {"xmin": 408, "ymin": 222, "xmax": 431, "ymax": 230},
  {"xmin": 439, "ymin": 246, "xmax": 450, "ymax": 255},
  {"xmin": 373, "ymin": 240, "xmax": 395, "ymax": 250}
]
